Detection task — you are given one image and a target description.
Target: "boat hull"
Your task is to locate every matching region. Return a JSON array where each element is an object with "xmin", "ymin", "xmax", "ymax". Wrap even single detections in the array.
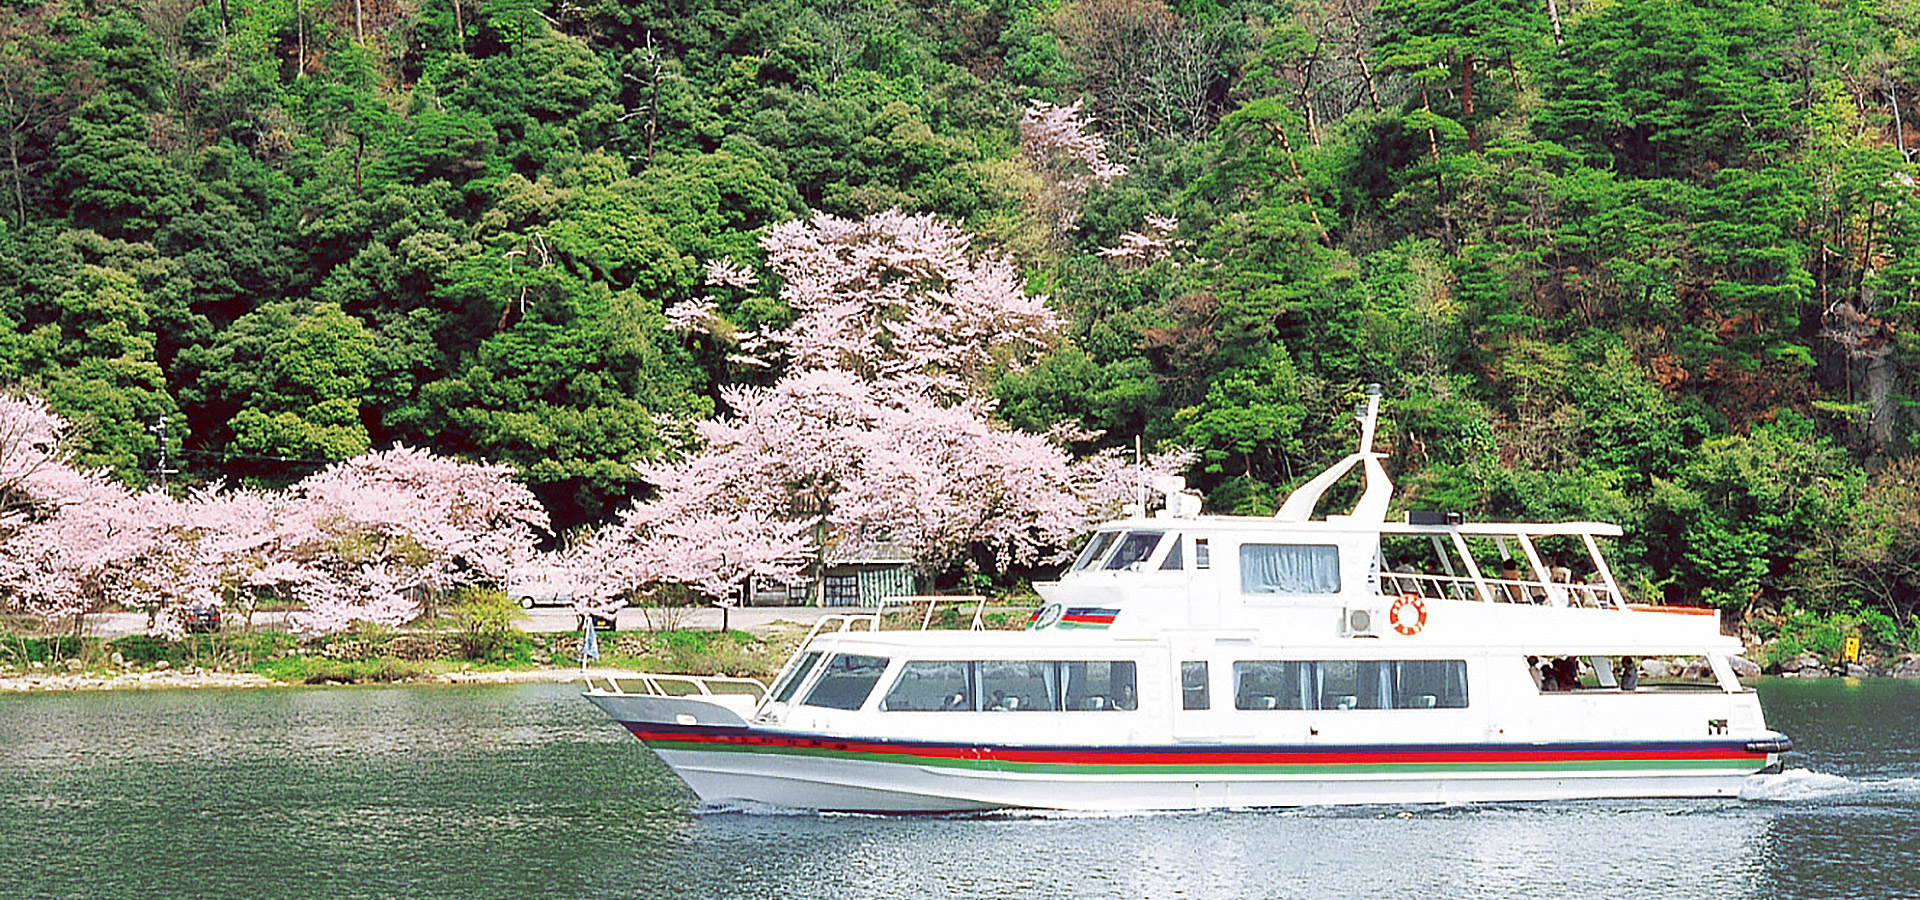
[{"xmin": 610, "ymin": 718, "xmax": 1784, "ymax": 813}]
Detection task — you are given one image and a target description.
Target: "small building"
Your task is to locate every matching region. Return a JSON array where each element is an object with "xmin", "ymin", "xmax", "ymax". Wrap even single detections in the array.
[{"xmin": 744, "ymin": 539, "xmax": 918, "ymax": 607}]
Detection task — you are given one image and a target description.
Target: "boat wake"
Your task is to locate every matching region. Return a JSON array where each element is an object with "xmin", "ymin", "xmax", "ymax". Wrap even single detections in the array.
[
  {"xmin": 693, "ymin": 800, "xmax": 823, "ymax": 817},
  {"xmin": 1739, "ymin": 768, "xmax": 1920, "ymax": 803}
]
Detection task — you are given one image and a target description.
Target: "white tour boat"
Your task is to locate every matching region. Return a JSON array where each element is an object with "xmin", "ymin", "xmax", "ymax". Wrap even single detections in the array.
[{"xmin": 584, "ymin": 386, "xmax": 1791, "ymax": 812}]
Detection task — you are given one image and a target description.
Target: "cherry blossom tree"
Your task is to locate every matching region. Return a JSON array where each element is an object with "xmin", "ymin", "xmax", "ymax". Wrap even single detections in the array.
[
  {"xmin": 276, "ymin": 446, "xmax": 549, "ymax": 634},
  {"xmin": 703, "ymin": 257, "xmax": 758, "ymax": 290},
  {"xmin": 1020, "ymin": 99, "xmax": 1127, "ymax": 243},
  {"xmin": 583, "ymin": 210, "xmax": 1188, "ymax": 606},
  {"xmin": 1021, "ymin": 100, "xmax": 1128, "ymax": 187},
  {"xmin": 0, "ymin": 392, "xmax": 162, "ymax": 630},
  {"xmin": 1098, "ymin": 213, "xmax": 1189, "ymax": 266},
  {"xmin": 2, "ymin": 394, "xmax": 553, "ymax": 637},
  {"xmin": 754, "ymin": 209, "xmax": 1061, "ymax": 396},
  {"xmin": 0, "ymin": 391, "xmax": 71, "ymax": 522}
]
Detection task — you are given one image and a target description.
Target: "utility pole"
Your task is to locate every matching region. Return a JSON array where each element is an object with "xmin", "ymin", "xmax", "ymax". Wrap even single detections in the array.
[{"xmin": 151, "ymin": 415, "xmax": 178, "ymax": 489}]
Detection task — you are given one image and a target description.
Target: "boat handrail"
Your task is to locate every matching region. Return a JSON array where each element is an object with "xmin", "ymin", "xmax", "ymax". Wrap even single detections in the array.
[
  {"xmin": 831, "ymin": 595, "xmax": 998, "ymax": 632},
  {"xmin": 1381, "ymin": 572, "xmax": 1624, "ymax": 608},
  {"xmin": 582, "ymin": 669, "xmax": 768, "ymax": 698},
  {"xmin": 891, "ymin": 595, "xmax": 990, "ymax": 631}
]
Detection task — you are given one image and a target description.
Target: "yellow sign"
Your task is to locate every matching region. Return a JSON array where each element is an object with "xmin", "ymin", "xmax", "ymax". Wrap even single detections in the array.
[{"xmin": 1842, "ymin": 634, "xmax": 1861, "ymax": 664}]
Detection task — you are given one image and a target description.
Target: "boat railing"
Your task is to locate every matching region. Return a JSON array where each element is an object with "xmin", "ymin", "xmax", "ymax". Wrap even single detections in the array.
[
  {"xmin": 1382, "ymin": 572, "xmax": 1623, "ymax": 608},
  {"xmin": 582, "ymin": 669, "xmax": 768, "ymax": 699},
  {"xmin": 881, "ymin": 594, "xmax": 992, "ymax": 631},
  {"xmin": 788, "ymin": 596, "xmax": 998, "ymax": 646}
]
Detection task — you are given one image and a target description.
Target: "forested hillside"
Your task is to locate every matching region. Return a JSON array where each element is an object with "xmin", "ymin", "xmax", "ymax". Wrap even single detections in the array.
[{"xmin": 3, "ymin": 0, "xmax": 1918, "ymax": 650}]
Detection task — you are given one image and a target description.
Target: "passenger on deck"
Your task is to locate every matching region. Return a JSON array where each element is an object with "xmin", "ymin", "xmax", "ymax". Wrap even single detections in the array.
[
  {"xmin": 1553, "ymin": 656, "xmax": 1580, "ymax": 690},
  {"xmin": 1539, "ymin": 659, "xmax": 1561, "ymax": 691},
  {"xmin": 1547, "ymin": 557, "xmax": 1573, "ymax": 605},
  {"xmin": 1581, "ymin": 572, "xmax": 1606, "ymax": 607},
  {"xmin": 1570, "ymin": 574, "xmax": 1599, "ymax": 608},
  {"xmin": 1549, "ymin": 557, "xmax": 1573, "ymax": 585},
  {"xmin": 1499, "ymin": 559, "xmax": 1528, "ymax": 604},
  {"xmin": 1526, "ymin": 655, "xmax": 1544, "ymax": 690},
  {"xmin": 1392, "ymin": 554, "xmax": 1420, "ymax": 595}
]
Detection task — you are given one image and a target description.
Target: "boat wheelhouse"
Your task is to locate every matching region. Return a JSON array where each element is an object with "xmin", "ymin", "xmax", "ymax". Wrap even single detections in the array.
[{"xmin": 584, "ymin": 386, "xmax": 1790, "ymax": 812}]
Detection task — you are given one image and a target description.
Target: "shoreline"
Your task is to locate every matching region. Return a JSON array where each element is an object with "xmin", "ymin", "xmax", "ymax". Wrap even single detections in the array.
[{"xmin": 0, "ymin": 665, "xmax": 602, "ymax": 693}]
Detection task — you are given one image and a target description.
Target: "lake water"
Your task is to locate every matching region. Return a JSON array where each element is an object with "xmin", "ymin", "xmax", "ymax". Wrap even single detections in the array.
[{"xmin": 4, "ymin": 678, "xmax": 1917, "ymax": 900}]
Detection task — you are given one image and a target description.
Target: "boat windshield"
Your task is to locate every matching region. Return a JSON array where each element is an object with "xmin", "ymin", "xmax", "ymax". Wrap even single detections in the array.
[
  {"xmin": 1071, "ymin": 531, "xmax": 1121, "ymax": 571},
  {"xmin": 1102, "ymin": 531, "xmax": 1164, "ymax": 570},
  {"xmin": 800, "ymin": 654, "xmax": 890, "ymax": 711},
  {"xmin": 769, "ymin": 651, "xmax": 824, "ymax": 704}
]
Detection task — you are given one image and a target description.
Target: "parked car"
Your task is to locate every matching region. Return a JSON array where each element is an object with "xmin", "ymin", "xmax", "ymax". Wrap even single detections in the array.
[
  {"xmin": 182, "ymin": 605, "xmax": 222, "ymax": 634},
  {"xmin": 582, "ymin": 610, "xmax": 617, "ymax": 632}
]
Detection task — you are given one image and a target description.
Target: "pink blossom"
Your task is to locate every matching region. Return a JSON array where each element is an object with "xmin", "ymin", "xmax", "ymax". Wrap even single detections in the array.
[
  {"xmin": 1020, "ymin": 100, "xmax": 1127, "ymax": 186},
  {"xmin": 703, "ymin": 257, "xmax": 759, "ymax": 289},
  {"xmin": 1098, "ymin": 213, "xmax": 1189, "ymax": 265},
  {"xmin": 664, "ymin": 298, "xmax": 719, "ymax": 334},
  {"xmin": 575, "ymin": 211, "xmax": 1195, "ymax": 600},
  {"xmin": 1, "ymin": 407, "xmax": 551, "ymax": 637},
  {"xmin": 757, "ymin": 210, "xmax": 1061, "ymax": 396}
]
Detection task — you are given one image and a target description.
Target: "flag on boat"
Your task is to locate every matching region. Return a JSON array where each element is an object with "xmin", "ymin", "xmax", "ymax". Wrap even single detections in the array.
[
  {"xmin": 580, "ymin": 614, "xmax": 601, "ymax": 662},
  {"xmin": 1059, "ymin": 607, "xmax": 1120, "ymax": 629}
]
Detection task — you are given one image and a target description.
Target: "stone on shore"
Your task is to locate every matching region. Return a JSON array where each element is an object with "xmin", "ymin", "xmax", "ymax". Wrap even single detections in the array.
[{"xmin": 0, "ymin": 670, "xmax": 281, "ymax": 692}]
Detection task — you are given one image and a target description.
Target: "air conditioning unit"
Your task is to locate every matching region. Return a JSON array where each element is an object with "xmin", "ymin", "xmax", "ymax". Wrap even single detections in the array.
[{"xmin": 1343, "ymin": 605, "xmax": 1387, "ymax": 638}]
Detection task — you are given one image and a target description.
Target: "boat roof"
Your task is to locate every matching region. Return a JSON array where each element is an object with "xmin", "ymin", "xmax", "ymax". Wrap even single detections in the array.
[{"xmin": 1091, "ymin": 516, "xmax": 1624, "ymax": 539}]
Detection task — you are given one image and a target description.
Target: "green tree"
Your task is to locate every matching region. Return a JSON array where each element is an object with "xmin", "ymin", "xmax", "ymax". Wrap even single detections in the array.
[
  {"xmin": 1644, "ymin": 418, "xmax": 1857, "ymax": 612},
  {"xmin": 19, "ymin": 262, "xmax": 177, "ymax": 478},
  {"xmin": 1535, "ymin": 0, "xmax": 1801, "ymax": 179},
  {"xmin": 1175, "ymin": 343, "xmax": 1309, "ymax": 510},
  {"xmin": 181, "ymin": 301, "xmax": 376, "ymax": 481},
  {"xmin": 49, "ymin": 92, "xmax": 187, "ymax": 240}
]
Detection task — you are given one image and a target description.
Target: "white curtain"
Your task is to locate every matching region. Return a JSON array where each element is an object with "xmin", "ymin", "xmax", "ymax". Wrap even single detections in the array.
[{"xmin": 1240, "ymin": 544, "xmax": 1342, "ymax": 594}]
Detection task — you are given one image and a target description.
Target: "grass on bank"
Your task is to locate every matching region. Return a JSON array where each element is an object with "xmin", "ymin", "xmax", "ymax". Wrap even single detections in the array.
[{"xmin": 1, "ymin": 627, "xmax": 790, "ymax": 684}]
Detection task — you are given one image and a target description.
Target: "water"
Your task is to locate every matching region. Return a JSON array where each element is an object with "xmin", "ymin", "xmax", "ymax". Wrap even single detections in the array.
[{"xmin": 3, "ymin": 679, "xmax": 1917, "ymax": 900}]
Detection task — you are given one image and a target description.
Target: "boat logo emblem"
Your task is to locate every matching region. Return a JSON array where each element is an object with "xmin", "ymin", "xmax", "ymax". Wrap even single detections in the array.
[
  {"xmin": 1028, "ymin": 604, "xmax": 1064, "ymax": 630},
  {"xmin": 1390, "ymin": 593, "xmax": 1427, "ymax": 636}
]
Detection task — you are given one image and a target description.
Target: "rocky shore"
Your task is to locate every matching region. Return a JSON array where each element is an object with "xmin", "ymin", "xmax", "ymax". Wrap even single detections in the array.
[
  {"xmin": 0, "ymin": 667, "xmax": 285, "ymax": 692},
  {"xmin": 1770, "ymin": 654, "xmax": 1920, "ymax": 679}
]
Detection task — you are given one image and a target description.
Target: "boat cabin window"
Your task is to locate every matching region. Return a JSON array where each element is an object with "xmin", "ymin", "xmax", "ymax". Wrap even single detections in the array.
[
  {"xmin": 879, "ymin": 660, "xmax": 1138, "ymax": 712},
  {"xmin": 981, "ymin": 660, "xmax": 1057, "ymax": 710},
  {"xmin": 1194, "ymin": 539, "xmax": 1210, "ymax": 569},
  {"xmin": 1182, "ymin": 661, "xmax": 1210, "ymax": 710},
  {"xmin": 1103, "ymin": 532, "xmax": 1164, "ymax": 570},
  {"xmin": 881, "ymin": 660, "xmax": 973, "ymax": 711},
  {"xmin": 769, "ymin": 651, "xmax": 824, "ymax": 704},
  {"xmin": 1240, "ymin": 543, "xmax": 1341, "ymax": 594},
  {"xmin": 800, "ymin": 654, "xmax": 890, "ymax": 710},
  {"xmin": 1072, "ymin": 531, "xmax": 1120, "ymax": 571},
  {"xmin": 1160, "ymin": 536, "xmax": 1184, "ymax": 571},
  {"xmin": 1233, "ymin": 661, "xmax": 1313, "ymax": 709},
  {"xmin": 1529, "ymin": 655, "xmax": 1725, "ymax": 693},
  {"xmin": 1063, "ymin": 661, "xmax": 1137, "ymax": 710},
  {"xmin": 1232, "ymin": 660, "xmax": 1467, "ymax": 710}
]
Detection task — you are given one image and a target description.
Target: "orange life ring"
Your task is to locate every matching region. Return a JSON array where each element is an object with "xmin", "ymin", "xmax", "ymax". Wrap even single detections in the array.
[{"xmin": 1390, "ymin": 592, "xmax": 1427, "ymax": 636}]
